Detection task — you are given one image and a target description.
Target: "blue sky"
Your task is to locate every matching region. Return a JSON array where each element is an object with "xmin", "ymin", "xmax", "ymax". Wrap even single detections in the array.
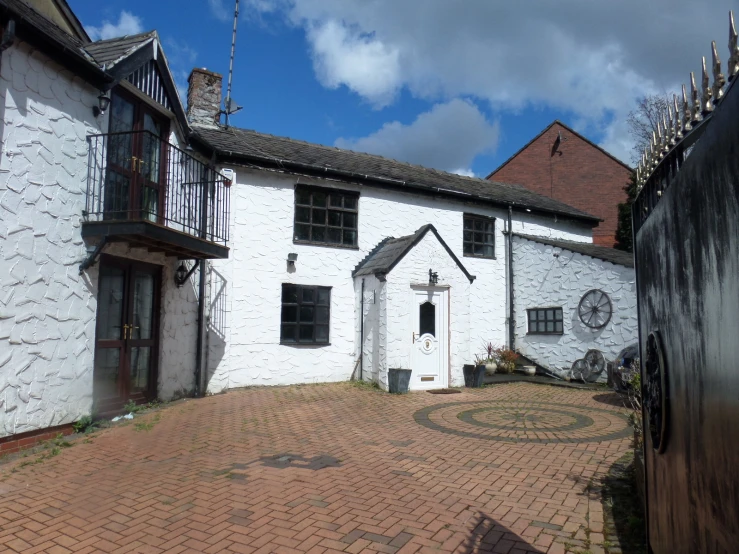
[{"xmin": 73, "ymin": 0, "xmax": 738, "ymax": 177}]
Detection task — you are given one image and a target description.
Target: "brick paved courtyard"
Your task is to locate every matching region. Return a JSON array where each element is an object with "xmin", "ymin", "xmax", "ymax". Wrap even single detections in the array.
[{"xmin": 0, "ymin": 383, "xmax": 632, "ymax": 554}]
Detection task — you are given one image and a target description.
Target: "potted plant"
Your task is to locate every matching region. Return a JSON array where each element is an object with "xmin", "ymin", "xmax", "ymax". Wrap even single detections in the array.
[
  {"xmin": 493, "ymin": 347, "xmax": 519, "ymax": 374},
  {"xmin": 482, "ymin": 342, "xmax": 498, "ymax": 375},
  {"xmin": 465, "ymin": 355, "xmax": 486, "ymax": 388}
]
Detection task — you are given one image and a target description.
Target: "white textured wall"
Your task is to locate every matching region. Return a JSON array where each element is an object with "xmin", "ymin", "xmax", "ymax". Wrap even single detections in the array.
[
  {"xmin": 209, "ymin": 167, "xmax": 593, "ymax": 389},
  {"xmin": 0, "ymin": 41, "xmax": 102, "ymax": 437},
  {"xmin": 356, "ymin": 273, "xmax": 383, "ymax": 384},
  {"xmin": 512, "ymin": 236, "xmax": 638, "ymax": 378},
  {"xmin": 385, "ymin": 231, "xmax": 471, "ymax": 389},
  {"xmin": 0, "ymin": 42, "xmax": 197, "ymax": 438}
]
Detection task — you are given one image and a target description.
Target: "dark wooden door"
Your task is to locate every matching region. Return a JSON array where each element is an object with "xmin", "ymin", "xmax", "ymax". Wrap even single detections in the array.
[
  {"xmin": 104, "ymin": 89, "xmax": 168, "ymax": 222},
  {"xmin": 93, "ymin": 256, "xmax": 161, "ymax": 413}
]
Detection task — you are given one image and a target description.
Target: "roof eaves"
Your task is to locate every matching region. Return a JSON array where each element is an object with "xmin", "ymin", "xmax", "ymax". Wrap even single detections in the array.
[{"xmin": 0, "ymin": 0, "xmax": 111, "ymax": 87}]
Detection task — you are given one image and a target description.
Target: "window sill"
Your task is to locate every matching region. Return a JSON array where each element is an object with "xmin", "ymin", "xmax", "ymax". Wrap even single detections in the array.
[
  {"xmin": 463, "ymin": 254, "xmax": 496, "ymax": 260},
  {"xmin": 526, "ymin": 332, "xmax": 564, "ymax": 336},
  {"xmin": 293, "ymin": 240, "xmax": 359, "ymax": 251},
  {"xmin": 280, "ymin": 342, "xmax": 331, "ymax": 347}
]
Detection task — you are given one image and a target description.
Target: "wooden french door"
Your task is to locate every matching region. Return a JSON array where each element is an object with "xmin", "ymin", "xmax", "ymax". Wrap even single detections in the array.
[
  {"xmin": 93, "ymin": 256, "xmax": 161, "ymax": 413},
  {"xmin": 104, "ymin": 88, "xmax": 168, "ymax": 222}
]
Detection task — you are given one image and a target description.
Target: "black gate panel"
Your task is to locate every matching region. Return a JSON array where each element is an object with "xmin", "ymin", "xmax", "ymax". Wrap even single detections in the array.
[{"xmin": 634, "ymin": 77, "xmax": 739, "ymax": 552}]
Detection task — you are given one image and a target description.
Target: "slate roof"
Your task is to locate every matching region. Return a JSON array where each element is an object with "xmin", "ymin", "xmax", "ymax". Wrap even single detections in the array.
[
  {"xmin": 353, "ymin": 224, "xmax": 475, "ymax": 282},
  {"xmin": 513, "ymin": 234, "xmax": 635, "ymax": 268},
  {"xmin": 85, "ymin": 31, "xmax": 156, "ymax": 67},
  {"xmin": 195, "ymin": 126, "xmax": 601, "ymax": 224}
]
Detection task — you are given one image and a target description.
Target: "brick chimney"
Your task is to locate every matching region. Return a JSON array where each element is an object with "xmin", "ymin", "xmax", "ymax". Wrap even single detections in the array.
[{"xmin": 187, "ymin": 68, "xmax": 223, "ymax": 128}]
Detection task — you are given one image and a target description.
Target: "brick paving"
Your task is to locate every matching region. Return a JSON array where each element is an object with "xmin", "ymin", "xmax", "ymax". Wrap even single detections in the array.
[{"xmin": 0, "ymin": 383, "xmax": 632, "ymax": 553}]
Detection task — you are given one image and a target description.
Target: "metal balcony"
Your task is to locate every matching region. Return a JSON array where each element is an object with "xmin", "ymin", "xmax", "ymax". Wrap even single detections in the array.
[{"xmin": 82, "ymin": 131, "xmax": 230, "ymax": 259}]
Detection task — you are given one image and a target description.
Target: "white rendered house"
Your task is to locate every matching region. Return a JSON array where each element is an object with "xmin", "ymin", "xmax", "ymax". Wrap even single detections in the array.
[{"xmin": 0, "ymin": 0, "xmax": 637, "ymax": 445}]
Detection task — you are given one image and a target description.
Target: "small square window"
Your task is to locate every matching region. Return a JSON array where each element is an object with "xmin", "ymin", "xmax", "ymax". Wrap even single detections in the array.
[
  {"xmin": 463, "ymin": 214, "xmax": 495, "ymax": 259},
  {"xmin": 281, "ymin": 284, "xmax": 331, "ymax": 345},
  {"xmin": 527, "ymin": 307, "xmax": 564, "ymax": 335},
  {"xmin": 294, "ymin": 185, "xmax": 359, "ymax": 248}
]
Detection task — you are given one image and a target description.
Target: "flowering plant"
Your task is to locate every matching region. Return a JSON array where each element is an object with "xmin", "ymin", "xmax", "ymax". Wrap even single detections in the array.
[{"xmin": 493, "ymin": 347, "xmax": 519, "ymax": 373}]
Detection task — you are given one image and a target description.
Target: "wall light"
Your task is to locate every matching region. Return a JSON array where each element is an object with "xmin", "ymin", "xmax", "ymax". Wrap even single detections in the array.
[
  {"xmin": 287, "ymin": 253, "xmax": 298, "ymax": 269},
  {"xmin": 92, "ymin": 92, "xmax": 111, "ymax": 117},
  {"xmin": 429, "ymin": 269, "xmax": 439, "ymax": 286}
]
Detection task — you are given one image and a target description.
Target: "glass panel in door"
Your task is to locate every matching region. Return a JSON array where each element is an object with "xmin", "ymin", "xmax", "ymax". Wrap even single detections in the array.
[
  {"xmin": 128, "ymin": 270, "xmax": 156, "ymax": 395},
  {"xmin": 140, "ymin": 114, "xmax": 162, "ymax": 222},
  {"xmin": 93, "ymin": 265, "xmax": 126, "ymax": 405},
  {"xmin": 104, "ymin": 93, "xmax": 136, "ymax": 219}
]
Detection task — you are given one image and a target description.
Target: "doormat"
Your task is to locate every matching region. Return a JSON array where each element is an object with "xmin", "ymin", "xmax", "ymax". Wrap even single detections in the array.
[{"xmin": 426, "ymin": 388, "xmax": 462, "ymax": 394}]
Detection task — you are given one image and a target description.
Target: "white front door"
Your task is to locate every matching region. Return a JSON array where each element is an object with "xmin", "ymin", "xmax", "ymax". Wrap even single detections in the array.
[{"xmin": 410, "ymin": 288, "xmax": 448, "ymax": 390}]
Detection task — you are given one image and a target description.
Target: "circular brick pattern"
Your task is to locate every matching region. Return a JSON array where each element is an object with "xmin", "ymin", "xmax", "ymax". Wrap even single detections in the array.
[{"xmin": 414, "ymin": 401, "xmax": 631, "ymax": 443}]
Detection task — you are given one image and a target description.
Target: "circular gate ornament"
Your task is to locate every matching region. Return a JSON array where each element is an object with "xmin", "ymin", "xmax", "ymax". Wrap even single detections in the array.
[
  {"xmin": 644, "ymin": 331, "xmax": 668, "ymax": 453},
  {"xmin": 578, "ymin": 289, "xmax": 613, "ymax": 329}
]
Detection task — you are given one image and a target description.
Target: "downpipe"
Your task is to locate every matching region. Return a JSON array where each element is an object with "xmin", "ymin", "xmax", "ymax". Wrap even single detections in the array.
[
  {"xmin": 194, "ymin": 260, "xmax": 207, "ymax": 397},
  {"xmin": 507, "ymin": 206, "xmax": 515, "ymax": 350},
  {"xmin": 359, "ymin": 278, "xmax": 365, "ymax": 381}
]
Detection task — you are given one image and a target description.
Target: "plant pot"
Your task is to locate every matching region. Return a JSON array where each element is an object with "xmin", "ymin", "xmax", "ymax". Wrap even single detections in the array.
[
  {"xmin": 471, "ymin": 365, "xmax": 486, "ymax": 387},
  {"xmin": 485, "ymin": 362, "xmax": 497, "ymax": 375},
  {"xmin": 463, "ymin": 364, "xmax": 475, "ymax": 387},
  {"xmin": 522, "ymin": 365, "xmax": 536, "ymax": 376},
  {"xmin": 388, "ymin": 368, "xmax": 412, "ymax": 394}
]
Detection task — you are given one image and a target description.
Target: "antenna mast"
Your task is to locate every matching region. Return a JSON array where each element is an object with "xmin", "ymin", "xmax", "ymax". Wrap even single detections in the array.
[{"xmin": 224, "ymin": 0, "xmax": 242, "ymax": 127}]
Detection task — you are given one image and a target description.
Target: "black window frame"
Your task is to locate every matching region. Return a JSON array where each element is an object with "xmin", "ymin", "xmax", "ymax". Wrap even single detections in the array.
[
  {"xmin": 280, "ymin": 284, "xmax": 332, "ymax": 345},
  {"xmin": 527, "ymin": 307, "xmax": 564, "ymax": 335},
  {"xmin": 293, "ymin": 185, "xmax": 359, "ymax": 249},
  {"xmin": 463, "ymin": 213, "xmax": 496, "ymax": 259}
]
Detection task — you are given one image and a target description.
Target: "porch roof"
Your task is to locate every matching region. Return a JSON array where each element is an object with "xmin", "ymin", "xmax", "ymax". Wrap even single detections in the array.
[
  {"xmin": 353, "ymin": 224, "xmax": 475, "ymax": 283},
  {"xmin": 513, "ymin": 234, "xmax": 634, "ymax": 267}
]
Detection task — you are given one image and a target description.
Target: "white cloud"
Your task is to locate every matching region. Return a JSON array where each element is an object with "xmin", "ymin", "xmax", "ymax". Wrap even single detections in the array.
[
  {"xmin": 451, "ymin": 168, "xmax": 476, "ymax": 178},
  {"xmin": 208, "ymin": 0, "xmax": 231, "ymax": 22},
  {"xmin": 334, "ymin": 99, "xmax": 499, "ymax": 172},
  {"xmin": 86, "ymin": 11, "xmax": 143, "ymax": 41},
  {"xmin": 247, "ymin": 0, "xmax": 738, "ymax": 162},
  {"xmin": 307, "ymin": 20, "xmax": 401, "ymax": 108}
]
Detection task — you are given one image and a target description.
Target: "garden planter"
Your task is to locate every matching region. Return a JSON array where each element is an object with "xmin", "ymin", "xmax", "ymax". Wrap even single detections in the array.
[
  {"xmin": 463, "ymin": 364, "xmax": 475, "ymax": 387},
  {"xmin": 388, "ymin": 368, "xmax": 412, "ymax": 394},
  {"xmin": 464, "ymin": 365, "xmax": 486, "ymax": 388},
  {"xmin": 522, "ymin": 365, "xmax": 536, "ymax": 376},
  {"xmin": 485, "ymin": 362, "xmax": 497, "ymax": 375}
]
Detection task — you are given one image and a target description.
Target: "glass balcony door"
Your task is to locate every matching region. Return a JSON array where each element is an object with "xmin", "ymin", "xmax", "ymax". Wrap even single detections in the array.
[
  {"xmin": 103, "ymin": 89, "xmax": 167, "ymax": 223},
  {"xmin": 93, "ymin": 256, "xmax": 161, "ymax": 413}
]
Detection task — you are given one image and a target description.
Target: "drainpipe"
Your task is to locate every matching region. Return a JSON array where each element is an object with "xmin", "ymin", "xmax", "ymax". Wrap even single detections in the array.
[
  {"xmin": 359, "ymin": 278, "xmax": 365, "ymax": 381},
  {"xmin": 194, "ymin": 165, "xmax": 211, "ymax": 397},
  {"xmin": 194, "ymin": 260, "xmax": 206, "ymax": 396},
  {"xmin": 507, "ymin": 206, "xmax": 515, "ymax": 350}
]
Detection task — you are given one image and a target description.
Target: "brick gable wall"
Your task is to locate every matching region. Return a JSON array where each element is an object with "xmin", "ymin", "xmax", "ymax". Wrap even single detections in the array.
[{"xmin": 488, "ymin": 122, "xmax": 632, "ymax": 247}]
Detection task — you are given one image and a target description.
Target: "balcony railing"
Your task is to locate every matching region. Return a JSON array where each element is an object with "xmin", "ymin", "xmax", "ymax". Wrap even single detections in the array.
[{"xmin": 84, "ymin": 130, "xmax": 230, "ymax": 247}]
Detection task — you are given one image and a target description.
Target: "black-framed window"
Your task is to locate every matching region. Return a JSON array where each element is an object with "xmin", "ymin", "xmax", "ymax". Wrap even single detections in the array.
[
  {"xmin": 294, "ymin": 185, "xmax": 359, "ymax": 248},
  {"xmin": 527, "ymin": 308, "xmax": 564, "ymax": 334},
  {"xmin": 463, "ymin": 214, "xmax": 495, "ymax": 258},
  {"xmin": 281, "ymin": 284, "xmax": 331, "ymax": 344}
]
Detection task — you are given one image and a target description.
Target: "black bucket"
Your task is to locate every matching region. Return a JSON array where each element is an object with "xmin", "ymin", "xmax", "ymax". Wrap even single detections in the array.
[{"xmin": 388, "ymin": 368, "xmax": 412, "ymax": 394}]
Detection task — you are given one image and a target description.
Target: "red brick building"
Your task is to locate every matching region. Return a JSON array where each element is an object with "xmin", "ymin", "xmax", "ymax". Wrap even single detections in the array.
[{"xmin": 487, "ymin": 121, "xmax": 633, "ymax": 247}]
